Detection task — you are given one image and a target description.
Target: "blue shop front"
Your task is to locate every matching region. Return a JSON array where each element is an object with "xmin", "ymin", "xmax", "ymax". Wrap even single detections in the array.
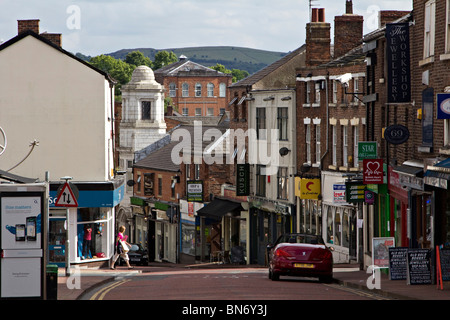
[{"xmin": 48, "ymin": 180, "xmax": 125, "ymax": 267}]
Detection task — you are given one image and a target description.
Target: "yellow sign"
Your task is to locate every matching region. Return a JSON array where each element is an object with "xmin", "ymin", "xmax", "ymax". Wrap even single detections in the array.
[{"xmin": 295, "ymin": 177, "xmax": 321, "ymax": 199}]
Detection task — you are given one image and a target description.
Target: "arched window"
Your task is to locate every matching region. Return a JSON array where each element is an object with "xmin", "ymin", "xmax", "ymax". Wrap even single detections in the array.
[
  {"xmin": 182, "ymin": 83, "xmax": 189, "ymax": 97},
  {"xmin": 207, "ymin": 83, "xmax": 214, "ymax": 97},
  {"xmin": 195, "ymin": 83, "xmax": 202, "ymax": 97},
  {"xmin": 169, "ymin": 83, "xmax": 176, "ymax": 97},
  {"xmin": 219, "ymin": 83, "xmax": 226, "ymax": 97}
]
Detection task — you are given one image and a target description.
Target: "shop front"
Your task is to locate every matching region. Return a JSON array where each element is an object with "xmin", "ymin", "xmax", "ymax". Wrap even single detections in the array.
[
  {"xmin": 146, "ymin": 200, "xmax": 178, "ymax": 263},
  {"xmin": 424, "ymin": 158, "xmax": 450, "ymax": 249},
  {"xmin": 321, "ymin": 171, "xmax": 358, "ymax": 264},
  {"xmin": 48, "ymin": 180, "xmax": 125, "ymax": 268},
  {"xmin": 249, "ymin": 197, "xmax": 292, "ymax": 266},
  {"xmin": 196, "ymin": 197, "xmax": 245, "ymax": 264}
]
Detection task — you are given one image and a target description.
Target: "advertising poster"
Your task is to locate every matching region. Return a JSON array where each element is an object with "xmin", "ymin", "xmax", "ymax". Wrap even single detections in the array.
[
  {"xmin": 372, "ymin": 237, "xmax": 395, "ymax": 268},
  {"xmin": 1, "ymin": 196, "xmax": 42, "ymax": 249},
  {"xmin": 1, "ymin": 195, "xmax": 44, "ymax": 298}
]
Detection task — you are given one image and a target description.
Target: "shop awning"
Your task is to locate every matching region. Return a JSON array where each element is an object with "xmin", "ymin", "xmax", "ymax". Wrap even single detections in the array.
[
  {"xmin": 424, "ymin": 158, "xmax": 450, "ymax": 189},
  {"xmin": 196, "ymin": 198, "xmax": 242, "ymax": 220},
  {"xmin": 393, "ymin": 165, "xmax": 423, "ymax": 177}
]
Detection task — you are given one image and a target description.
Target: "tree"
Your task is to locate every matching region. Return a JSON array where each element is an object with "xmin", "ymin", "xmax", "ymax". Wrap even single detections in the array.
[
  {"xmin": 124, "ymin": 51, "xmax": 152, "ymax": 68},
  {"xmin": 153, "ymin": 51, "xmax": 178, "ymax": 70},
  {"xmin": 89, "ymin": 54, "xmax": 134, "ymax": 100},
  {"xmin": 210, "ymin": 63, "xmax": 249, "ymax": 83}
]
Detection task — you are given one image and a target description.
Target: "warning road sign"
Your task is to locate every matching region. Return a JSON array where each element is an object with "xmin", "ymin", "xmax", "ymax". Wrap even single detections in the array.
[{"xmin": 55, "ymin": 182, "xmax": 78, "ymax": 207}]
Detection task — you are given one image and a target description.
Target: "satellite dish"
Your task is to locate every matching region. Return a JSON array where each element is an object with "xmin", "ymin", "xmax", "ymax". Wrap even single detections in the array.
[{"xmin": 0, "ymin": 127, "xmax": 7, "ymax": 156}]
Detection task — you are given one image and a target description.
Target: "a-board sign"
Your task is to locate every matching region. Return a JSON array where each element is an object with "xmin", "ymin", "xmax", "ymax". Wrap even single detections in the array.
[
  {"xmin": 439, "ymin": 248, "xmax": 450, "ymax": 281},
  {"xmin": 407, "ymin": 249, "xmax": 432, "ymax": 285},
  {"xmin": 388, "ymin": 247, "xmax": 408, "ymax": 280}
]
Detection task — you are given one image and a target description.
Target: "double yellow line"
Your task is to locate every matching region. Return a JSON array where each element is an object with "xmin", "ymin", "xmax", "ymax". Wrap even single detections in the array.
[{"xmin": 90, "ymin": 279, "xmax": 131, "ymax": 300}]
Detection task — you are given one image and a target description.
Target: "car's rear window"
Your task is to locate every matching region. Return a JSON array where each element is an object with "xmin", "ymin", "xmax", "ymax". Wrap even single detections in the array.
[{"xmin": 281, "ymin": 235, "xmax": 324, "ymax": 245}]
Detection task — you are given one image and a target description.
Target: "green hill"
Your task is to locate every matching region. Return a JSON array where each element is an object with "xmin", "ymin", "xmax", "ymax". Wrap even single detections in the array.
[{"xmin": 107, "ymin": 46, "xmax": 287, "ymax": 75}]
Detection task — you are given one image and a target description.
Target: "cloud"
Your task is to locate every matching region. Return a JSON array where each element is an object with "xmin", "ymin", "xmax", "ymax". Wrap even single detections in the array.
[{"xmin": 1, "ymin": 0, "xmax": 413, "ymax": 56}]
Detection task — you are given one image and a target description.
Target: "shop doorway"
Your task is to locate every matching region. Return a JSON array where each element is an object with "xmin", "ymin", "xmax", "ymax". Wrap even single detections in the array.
[{"xmin": 49, "ymin": 210, "xmax": 67, "ymax": 267}]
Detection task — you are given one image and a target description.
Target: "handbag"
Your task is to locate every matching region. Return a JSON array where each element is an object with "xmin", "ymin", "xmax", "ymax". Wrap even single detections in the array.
[{"xmin": 119, "ymin": 240, "xmax": 130, "ymax": 253}]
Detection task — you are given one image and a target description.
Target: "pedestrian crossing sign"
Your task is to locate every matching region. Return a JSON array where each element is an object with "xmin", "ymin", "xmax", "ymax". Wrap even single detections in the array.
[{"xmin": 55, "ymin": 182, "xmax": 78, "ymax": 207}]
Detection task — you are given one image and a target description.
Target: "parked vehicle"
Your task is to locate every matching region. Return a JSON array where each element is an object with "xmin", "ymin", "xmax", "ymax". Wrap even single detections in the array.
[
  {"xmin": 267, "ymin": 233, "xmax": 333, "ymax": 283},
  {"xmin": 120, "ymin": 243, "xmax": 149, "ymax": 266}
]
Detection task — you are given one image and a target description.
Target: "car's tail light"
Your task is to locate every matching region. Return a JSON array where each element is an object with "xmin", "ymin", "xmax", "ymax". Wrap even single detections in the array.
[
  {"xmin": 275, "ymin": 248, "xmax": 292, "ymax": 258},
  {"xmin": 311, "ymin": 249, "xmax": 332, "ymax": 261}
]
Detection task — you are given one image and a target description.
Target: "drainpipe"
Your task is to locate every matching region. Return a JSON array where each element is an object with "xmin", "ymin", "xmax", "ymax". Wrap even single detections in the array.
[{"xmin": 320, "ymin": 75, "xmax": 330, "ymax": 170}]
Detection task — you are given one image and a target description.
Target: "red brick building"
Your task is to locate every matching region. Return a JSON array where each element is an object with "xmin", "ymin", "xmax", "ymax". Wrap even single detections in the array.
[{"xmin": 154, "ymin": 56, "xmax": 232, "ymax": 117}]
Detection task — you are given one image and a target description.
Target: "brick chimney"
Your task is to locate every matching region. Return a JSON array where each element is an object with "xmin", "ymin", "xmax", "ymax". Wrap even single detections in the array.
[
  {"xmin": 18, "ymin": 19, "xmax": 40, "ymax": 34},
  {"xmin": 333, "ymin": 0, "xmax": 363, "ymax": 58},
  {"xmin": 306, "ymin": 8, "xmax": 331, "ymax": 66},
  {"xmin": 17, "ymin": 19, "xmax": 62, "ymax": 47},
  {"xmin": 379, "ymin": 10, "xmax": 411, "ymax": 28},
  {"xmin": 40, "ymin": 33, "xmax": 62, "ymax": 47}
]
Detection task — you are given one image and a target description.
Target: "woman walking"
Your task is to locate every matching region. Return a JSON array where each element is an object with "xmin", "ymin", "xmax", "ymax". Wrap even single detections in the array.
[{"xmin": 110, "ymin": 225, "xmax": 133, "ymax": 269}]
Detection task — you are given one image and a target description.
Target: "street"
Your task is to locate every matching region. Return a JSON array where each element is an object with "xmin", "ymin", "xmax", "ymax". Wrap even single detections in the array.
[{"xmin": 80, "ymin": 266, "xmax": 389, "ymax": 301}]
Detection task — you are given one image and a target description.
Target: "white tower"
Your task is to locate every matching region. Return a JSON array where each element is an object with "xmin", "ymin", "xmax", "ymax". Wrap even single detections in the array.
[{"xmin": 118, "ymin": 66, "xmax": 167, "ymax": 217}]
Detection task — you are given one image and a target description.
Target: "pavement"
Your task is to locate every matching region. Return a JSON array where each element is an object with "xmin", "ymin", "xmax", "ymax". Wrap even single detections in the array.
[{"xmin": 56, "ymin": 262, "xmax": 450, "ymax": 301}]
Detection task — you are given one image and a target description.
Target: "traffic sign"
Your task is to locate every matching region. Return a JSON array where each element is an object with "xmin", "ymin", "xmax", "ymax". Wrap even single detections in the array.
[{"xmin": 55, "ymin": 182, "xmax": 78, "ymax": 207}]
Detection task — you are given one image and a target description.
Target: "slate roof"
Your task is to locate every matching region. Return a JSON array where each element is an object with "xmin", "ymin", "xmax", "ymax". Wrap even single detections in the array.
[
  {"xmin": 230, "ymin": 44, "xmax": 306, "ymax": 88},
  {"xmin": 133, "ymin": 121, "xmax": 230, "ymax": 171},
  {"xmin": 154, "ymin": 58, "xmax": 231, "ymax": 77}
]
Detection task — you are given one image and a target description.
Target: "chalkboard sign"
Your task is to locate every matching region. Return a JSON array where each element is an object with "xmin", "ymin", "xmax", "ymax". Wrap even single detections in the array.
[
  {"xmin": 439, "ymin": 248, "xmax": 450, "ymax": 281},
  {"xmin": 407, "ymin": 249, "xmax": 432, "ymax": 285},
  {"xmin": 388, "ymin": 247, "xmax": 408, "ymax": 280}
]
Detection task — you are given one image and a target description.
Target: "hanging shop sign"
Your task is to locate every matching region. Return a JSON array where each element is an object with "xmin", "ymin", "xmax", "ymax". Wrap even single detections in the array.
[
  {"xmin": 358, "ymin": 141, "xmax": 377, "ymax": 160},
  {"xmin": 437, "ymin": 93, "xmax": 450, "ymax": 119},
  {"xmin": 187, "ymin": 180, "xmax": 203, "ymax": 202},
  {"xmin": 345, "ymin": 181, "xmax": 366, "ymax": 203},
  {"xmin": 363, "ymin": 159, "xmax": 384, "ymax": 184},
  {"xmin": 386, "ymin": 23, "xmax": 411, "ymax": 103},
  {"xmin": 384, "ymin": 125, "xmax": 410, "ymax": 145},
  {"xmin": 300, "ymin": 178, "xmax": 321, "ymax": 200},
  {"xmin": 236, "ymin": 164, "xmax": 250, "ymax": 196}
]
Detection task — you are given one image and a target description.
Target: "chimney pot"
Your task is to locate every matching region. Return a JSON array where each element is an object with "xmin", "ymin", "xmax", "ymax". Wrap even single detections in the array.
[
  {"xmin": 311, "ymin": 8, "xmax": 318, "ymax": 22},
  {"xmin": 318, "ymin": 8, "xmax": 325, "ymax": 22}
]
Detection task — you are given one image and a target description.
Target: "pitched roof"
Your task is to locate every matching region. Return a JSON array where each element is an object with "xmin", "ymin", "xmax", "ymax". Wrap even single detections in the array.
[
  {"xmin": 134, "ymin": 122, "xmax": 230, "ymax": 171},
  {"xmin": 0, "ymin": 30, "xmax": 115, "ymax": 84},
  {"xmin": 230, "ymin": 45, "xmax": 306, "ymax": 88},
  {"xmin": 154, "ymin": 59, "xmax": 231, "ymax": 78}
]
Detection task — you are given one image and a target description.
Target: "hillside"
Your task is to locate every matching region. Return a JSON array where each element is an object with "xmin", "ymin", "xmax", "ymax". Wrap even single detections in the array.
[{"xmin": 107, "ymin": 46, "xmax": 287, "ymax": 75}]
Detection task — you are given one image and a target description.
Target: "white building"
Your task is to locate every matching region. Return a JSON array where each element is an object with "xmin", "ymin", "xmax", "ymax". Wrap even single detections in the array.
[
  {"xmin": 0, "ymin": 20, "xmax": 124, "ymax": 268},
  {"xmin": 117, "ymin": 65, "xmax": 167, "ymax": 236}
]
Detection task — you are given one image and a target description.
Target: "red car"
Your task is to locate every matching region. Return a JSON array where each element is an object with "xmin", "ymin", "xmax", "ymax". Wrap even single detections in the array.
[{"xmin": 268, "ymin": 233, "xmax": 334, "ymax": 283}]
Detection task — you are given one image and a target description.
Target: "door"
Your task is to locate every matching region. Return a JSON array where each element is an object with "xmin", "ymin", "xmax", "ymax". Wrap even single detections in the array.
[{"xmin": 49, "ymin": 219, "xmax": 67, "ymax": 267}]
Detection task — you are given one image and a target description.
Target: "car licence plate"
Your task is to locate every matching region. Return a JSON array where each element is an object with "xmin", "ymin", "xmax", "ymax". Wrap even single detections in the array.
[{"xmin": 294, "ymin": 263, "xmax": 314, "ymax": 268}]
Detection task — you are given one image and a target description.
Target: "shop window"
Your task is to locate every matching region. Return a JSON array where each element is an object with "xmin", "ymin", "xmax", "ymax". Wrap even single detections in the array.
[
  {"xmin": 326, "ymin": 207, "xmax": 333, "ymax": 243},
  {"xmin": 343, "ymin": 210, "xmax": 349, "ymax": 247},
  {"xmin": 334, "ymin": 210, "xmax": 341, "ymax": 246},
  {"xmin": 77, "ymin": 208, "xmax": 109, "ymax": 261}
]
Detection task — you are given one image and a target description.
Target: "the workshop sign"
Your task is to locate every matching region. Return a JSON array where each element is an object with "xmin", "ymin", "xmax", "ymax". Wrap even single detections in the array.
[{"xmin": 386, "ymin": 23, "xmax": 411, "ymax": 103}]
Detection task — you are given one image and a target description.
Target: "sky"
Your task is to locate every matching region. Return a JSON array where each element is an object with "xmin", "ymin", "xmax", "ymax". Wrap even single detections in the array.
[{"xmin": 0, "ymin": 0, "xmax": 412, "ymax": 57}]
